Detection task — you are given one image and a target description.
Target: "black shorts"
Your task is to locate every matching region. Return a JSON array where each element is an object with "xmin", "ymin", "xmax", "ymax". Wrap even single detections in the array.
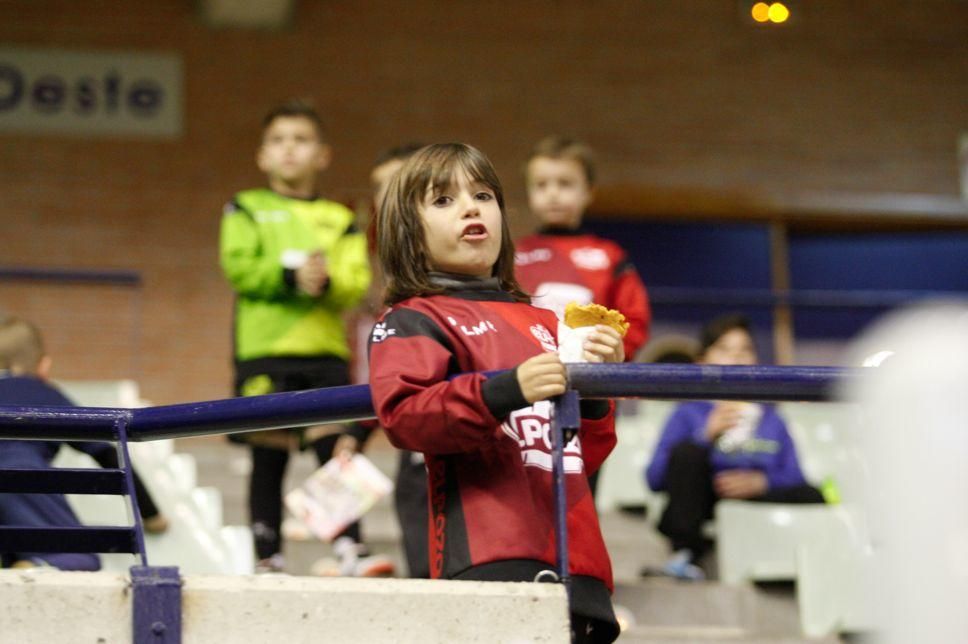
[{"xmin": 229, "ymin": 355, "xmax": 351, "ymax": 449}]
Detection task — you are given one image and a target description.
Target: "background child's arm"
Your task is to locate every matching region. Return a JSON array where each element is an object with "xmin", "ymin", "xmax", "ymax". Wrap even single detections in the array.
[
  {"xmin": 577, "ymin": 404, "xmax": 617, "ymax": 475},
  {"xmin": 219, "ymin": 203, "xmax": 293, "ymax": 300},
  {"xmin": 610, "ymin": 259, "xmax": 651, "ymax": 359},
  {"xmin": 316, "ymin": 224, "xmax": 371, "ymax": 310}
]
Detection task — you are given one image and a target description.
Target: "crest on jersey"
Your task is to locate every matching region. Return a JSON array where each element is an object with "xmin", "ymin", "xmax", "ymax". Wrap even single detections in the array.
[
  {"xmin": 501, "ymin": 401, "xmax": 584, "ymax": 474},
  {"xmin": 570, "ymin": 247, "xmax": 610, "ymax": 270},
  {"xmin": 530, "ymin": 324, "xmax": 557, "ymax": 352}
]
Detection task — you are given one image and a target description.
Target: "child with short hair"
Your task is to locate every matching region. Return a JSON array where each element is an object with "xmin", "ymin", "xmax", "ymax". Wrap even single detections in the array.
[
  {"xmin": 0, "ymin": 315, "xmax": 167, "ymax": 570},
  {"xmin": 219, "ymin": 99, "xmax": 389, "ymax": 576},
  {"xmin": 369, "ymin": 143, "xmax": 623, "ymax": 642},
  {"xmin": 516, "ymin": 136, "xmax": 652, "ymax": 499},
  {"xmin": 516, "ymin": 136, "xmax": 651, "ymax": 361}
]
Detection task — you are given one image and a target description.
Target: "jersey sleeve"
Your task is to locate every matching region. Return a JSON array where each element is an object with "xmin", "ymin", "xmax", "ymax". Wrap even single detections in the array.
[
  {"xmin": 609, "ymin": 257, "xmax": 651, "ymax": 360},
  {"xmin": 577, "ymin": 402, "xmax": 617, "ymax": 475},
  {"xmin": 219, "ymin": 200, "xmax": 291, "ymax": 300},
  {"xmin": 319, "ymin": 221, "xmax": 371, "ymax": 311},
  {"xmin": 368, "ymin": 307, "xmax": 503, "ymax": 455}
]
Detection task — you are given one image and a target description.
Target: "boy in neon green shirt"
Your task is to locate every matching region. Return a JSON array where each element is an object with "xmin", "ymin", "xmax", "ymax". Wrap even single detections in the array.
[{"xmin": 219, "ymin": 100, "xmax": 389, "ymax": 576}]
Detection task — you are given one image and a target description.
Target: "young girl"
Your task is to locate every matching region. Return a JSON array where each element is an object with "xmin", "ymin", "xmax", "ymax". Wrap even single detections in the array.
[{"xmin": 369, "ymin": 143, "xmax": 624, "ymax": 643}]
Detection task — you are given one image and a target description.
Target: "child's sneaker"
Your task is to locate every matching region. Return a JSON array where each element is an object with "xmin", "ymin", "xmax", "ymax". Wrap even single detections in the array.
[
  {"xmin": 332, "ymin": 536, "xmax": 396, "ymax": 577},
  {"xmin": 661, "ymin": 549, "xmax": 705, "ymax": 581},
  {"xmin": 254, "ymin": 553, "xmax": 286, "ymax": 574}
]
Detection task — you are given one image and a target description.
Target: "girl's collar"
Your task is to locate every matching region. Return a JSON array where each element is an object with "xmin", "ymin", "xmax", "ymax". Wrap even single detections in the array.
[
  {"xmin": 427, "ymin": 272, "xmax": 514, "ymax": 302},
  {"xmin": 537, "ymin": 225, "xmax": 587, "ymax": 236},
  {"xmin": 428, "ymin": 272, "xmax": 502, "ymax": 291}
]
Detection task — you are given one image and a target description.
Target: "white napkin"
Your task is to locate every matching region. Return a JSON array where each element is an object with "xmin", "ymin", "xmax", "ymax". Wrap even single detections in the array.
[{"xmin": 557, "ymin": 321, "xmax": 596, "ymax": 363}]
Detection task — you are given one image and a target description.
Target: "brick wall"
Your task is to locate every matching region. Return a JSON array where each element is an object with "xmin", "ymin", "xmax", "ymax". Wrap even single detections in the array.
[{"xmin": 1, "ymin": 0, "xmax": 965, "ymax": 403}]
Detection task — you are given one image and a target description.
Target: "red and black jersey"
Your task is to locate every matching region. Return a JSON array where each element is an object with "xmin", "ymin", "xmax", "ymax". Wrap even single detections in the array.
[
  {"xmin": 515, "ymin": 227, "xmax": 651, "ymax": 359},
  {"xmin": 367, "ymin": 276, "xmax": 616, "ymax": 592}
]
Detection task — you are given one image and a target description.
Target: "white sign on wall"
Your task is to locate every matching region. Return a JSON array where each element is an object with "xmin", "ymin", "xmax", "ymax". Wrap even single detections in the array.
[{"xmin": 0, "ymin": 47, "xmax": 183, "ymax": 139}]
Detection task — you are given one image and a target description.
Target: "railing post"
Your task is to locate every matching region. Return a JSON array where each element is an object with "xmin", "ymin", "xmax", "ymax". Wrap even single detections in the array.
[
  {"xmin": 550, "ymin": 389, "xmax": 581, "ymax": 599},
  {"xmin": 131, "ymin": 565, "xmax": 182, "ymax": 643},
  {"xmin": 115, "ymin": 415, "xmax": 148, "ymax": 566}
]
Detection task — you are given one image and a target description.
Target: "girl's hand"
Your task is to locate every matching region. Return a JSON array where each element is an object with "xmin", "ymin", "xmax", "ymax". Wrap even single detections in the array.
[
  {"xmin": 582, "ymin": 325, "xmax": 625, "ymax": 363},
  {"xmin": 704, "ymin": 401, "xmax": 743, "ymax": 441},
  {"xmin": 714, "ymin": 469, "xmax": 767, "ymax": 499},
  {"xmin": 516, "ymin": 352, "xmax": 567, "ymax": 403}
]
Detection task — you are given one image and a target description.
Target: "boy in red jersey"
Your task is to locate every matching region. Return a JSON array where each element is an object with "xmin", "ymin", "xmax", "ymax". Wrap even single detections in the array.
[
  {"xmin": 516, "ymin": 136, "xmax": 652, "ymax": 496},
  {"xmin": 516, "ymin": 136, "xmax": 651, "ymax": 361}
]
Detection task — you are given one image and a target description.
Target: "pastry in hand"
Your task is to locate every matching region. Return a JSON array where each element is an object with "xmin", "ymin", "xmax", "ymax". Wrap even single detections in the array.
[{"xmin": 563, "ymin": 302, "xmax": 629, "ymax": 338}]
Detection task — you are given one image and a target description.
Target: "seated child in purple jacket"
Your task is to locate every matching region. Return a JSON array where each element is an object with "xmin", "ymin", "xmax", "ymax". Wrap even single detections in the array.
[{"xmin": 644, "ymin": 313, "xmax": 823, "ymax": 580}]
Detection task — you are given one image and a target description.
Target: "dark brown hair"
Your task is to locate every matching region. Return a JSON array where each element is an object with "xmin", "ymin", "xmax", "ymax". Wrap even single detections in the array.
[
  {"xmin": 261, "ymin": 99, "xmax": 326, "ymax": 142},
  {"xmin": 0, "ymin": 315, "xmax": 45, "ymax": 374},
  {"xmin": 376, "ymin": 143, "xmax": 528, "ymax": 305},
  {"xmin": 526, "ymin": 135, "xmax": 597, "ymax": 186},
  {"xmin": 373, "ymin": 142, "xmax": 426, "ymax": 168},
  {"xmin": 699, "ymin": 313, "xmax": 754, "ymax": 357}
]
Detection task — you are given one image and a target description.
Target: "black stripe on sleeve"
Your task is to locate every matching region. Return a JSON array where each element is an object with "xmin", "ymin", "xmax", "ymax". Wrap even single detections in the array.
[
  {"xmin": 612, "ymin": 257, "xmax": 636, "ymax": 279},
  {"xmin": 481, "ymin": 369, "xmax": 528, "ymax": 421}
]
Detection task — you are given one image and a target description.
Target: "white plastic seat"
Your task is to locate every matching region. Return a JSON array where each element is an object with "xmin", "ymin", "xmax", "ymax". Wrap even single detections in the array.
[
  {"xmin": 48, "ymin": 380, "xmax": 254, "ymax": 574},
  {"xmin": 596, "ymin": 398, "xmax": 676, "ymax": 519},
  {"xmin": 716, "ymin": 500, "xmax": 837, "ymax": 585}
]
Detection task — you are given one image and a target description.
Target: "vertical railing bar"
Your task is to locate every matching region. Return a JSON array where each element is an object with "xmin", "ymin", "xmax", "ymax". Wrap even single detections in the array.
[
  {"xmin": 550, "ymin": 393, "xmax": 572, "ymax": 600},
  {"xmin": 115, "ymin": 415, "xmax": 148, "ymax": 567}
]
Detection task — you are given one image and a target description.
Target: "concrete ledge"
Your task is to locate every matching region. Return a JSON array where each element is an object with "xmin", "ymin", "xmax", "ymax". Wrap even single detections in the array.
[{"xmin": 0, "ymin": 570, "xmax": 570, "ymax": 643}]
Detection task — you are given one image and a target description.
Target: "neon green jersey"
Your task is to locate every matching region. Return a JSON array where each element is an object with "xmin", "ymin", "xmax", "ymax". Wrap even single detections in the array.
[{"xmin": 219, "ymin": 188, "xmax": 371, "ymax": 362}]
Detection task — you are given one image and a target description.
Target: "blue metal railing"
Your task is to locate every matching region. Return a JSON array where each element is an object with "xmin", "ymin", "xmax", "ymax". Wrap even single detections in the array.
[
  {"xmin": 0, "ymin": 363, "xmax": 860, "ymax": 642},
  {"xmin": 0, "ymin": 364, "xmax": 854, "ymax": 557},
  {"xmin": 0, "ymin": 364, "xmax": 852, "ymax": 444}
]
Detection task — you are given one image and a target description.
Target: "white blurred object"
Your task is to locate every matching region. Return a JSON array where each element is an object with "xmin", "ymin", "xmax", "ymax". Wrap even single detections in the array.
[
  {"xmin": 841, "ymin": 302, "xmax": 968, "ymax": 643},
  {"xmin": 716, "ymin": 403, "xmax": 761, "ymax": 453},
  {"xmin": 285, "ymin": 453, "xmax": 394, "ymax": 542},
  {"xmin": 861, "ymin": 350, "xmax": 895, "ymax": 368}
]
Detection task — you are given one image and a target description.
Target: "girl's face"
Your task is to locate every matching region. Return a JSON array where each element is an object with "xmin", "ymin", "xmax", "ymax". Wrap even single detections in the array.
[
  {"xmin": 418, "ymin": 167, "xmax": 503, "ymax": 278},
  {"xmin": 700, "ymin": 327, "xmax": 758, "ymax": 366}
]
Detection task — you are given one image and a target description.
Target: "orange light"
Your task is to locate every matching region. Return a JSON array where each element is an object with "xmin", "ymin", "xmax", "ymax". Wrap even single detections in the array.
[
  {"xmin": 751, "ymin": 2, "xmax": 771, "ymax": 22},
  {"xmin": 768, "ymin": 2, "xmax": 790, "ymax": 23}
]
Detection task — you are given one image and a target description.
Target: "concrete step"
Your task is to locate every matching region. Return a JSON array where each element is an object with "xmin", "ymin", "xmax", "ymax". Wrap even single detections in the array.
[{"xmin": 179, "ymin": 436, "xmax": 848, "ymax": 642}]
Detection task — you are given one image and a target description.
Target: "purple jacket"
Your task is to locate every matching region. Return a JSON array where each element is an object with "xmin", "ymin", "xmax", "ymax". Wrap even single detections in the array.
[{"xmin": 645, "ymin": 400, "xmax": 808, "ymax": 492}]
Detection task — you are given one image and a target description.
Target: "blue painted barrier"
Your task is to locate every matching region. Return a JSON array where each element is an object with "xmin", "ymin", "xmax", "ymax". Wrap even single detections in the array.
[{"xmin": 0, "ymin": 363, "xmax": 864, "ymax": 641}]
